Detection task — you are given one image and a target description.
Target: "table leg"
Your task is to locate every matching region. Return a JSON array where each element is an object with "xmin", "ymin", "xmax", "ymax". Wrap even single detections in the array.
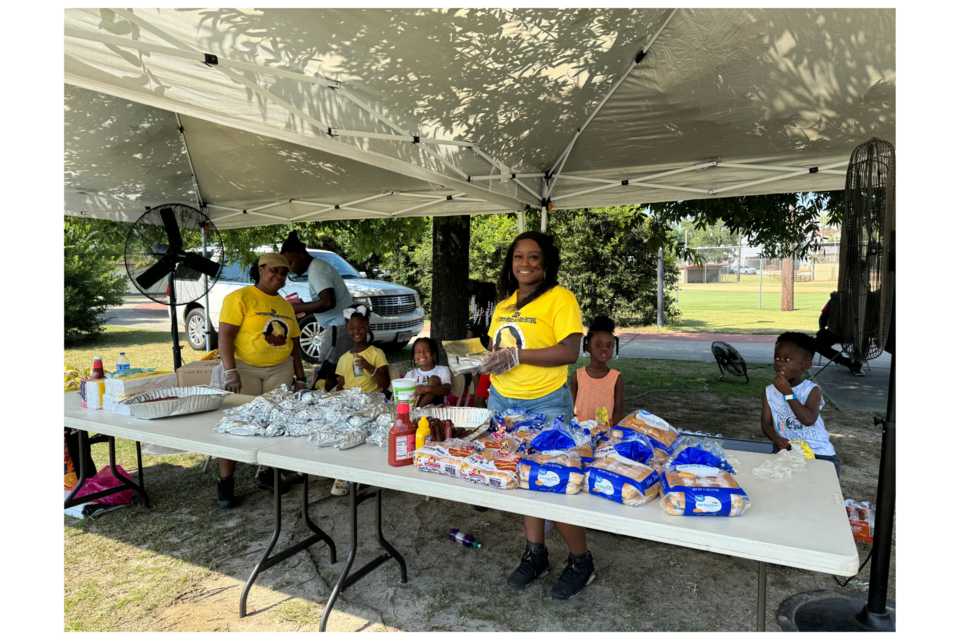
[
  {"xmin": 240, "ymin": 470, "xmax": 336, "ymax": 619},
  {"xmin": 757, "ymin": 561, "xmax": 766, "ymax": 632},
  {"xmin": 64, "ymin": 432, "xmax": 152, "ymax": 510},
  {"xmin": 319, "ymin": 484, "xmax": 407, "ymax": 632},
  {"xmin": 136, "ymin": 441, "xmax": 144, "ymax": 493}
]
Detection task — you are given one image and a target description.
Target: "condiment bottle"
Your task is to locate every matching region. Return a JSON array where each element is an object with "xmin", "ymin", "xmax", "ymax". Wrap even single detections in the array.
[
  {"xmin": 388, "ymin": 402, "xmax": 416, "ymax": 467},
  {"xmin": 90, "ymin": 356, "xmax": 105, "ymax": 380},
  {"xmin": 416, "ymin": 417, "xmax": 430, "ymax": 450}
]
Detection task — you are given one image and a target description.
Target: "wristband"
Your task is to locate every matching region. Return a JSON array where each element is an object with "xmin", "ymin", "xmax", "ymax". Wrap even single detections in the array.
[
  {"xmin": 295, "ymin": 377, "xmax": 306, "ymax": 383},
  {"xmin": 783, "ymin": 394, "xmax": 797, "ymax": 401}
]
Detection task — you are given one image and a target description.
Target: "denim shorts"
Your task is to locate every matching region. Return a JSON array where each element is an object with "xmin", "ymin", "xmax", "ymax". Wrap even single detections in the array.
[{"xmin": 487, "ymin": 382, "xmax": 575, "ymax": 425}]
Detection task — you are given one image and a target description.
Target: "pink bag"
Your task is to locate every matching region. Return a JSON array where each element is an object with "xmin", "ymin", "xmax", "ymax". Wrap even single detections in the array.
[{"xmin": 74, "ymin": 466, "xmax": 135, "ymax": 506}]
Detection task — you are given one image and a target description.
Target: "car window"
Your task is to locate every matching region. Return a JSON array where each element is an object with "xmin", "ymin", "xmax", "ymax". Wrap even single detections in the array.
[
  {"xmin": 219, "ymin": 259, "xmax": 251, "ymax": 283},
  {"xmin": 288, "ymin": 252, "xmax": 361, "ymax": 280}
]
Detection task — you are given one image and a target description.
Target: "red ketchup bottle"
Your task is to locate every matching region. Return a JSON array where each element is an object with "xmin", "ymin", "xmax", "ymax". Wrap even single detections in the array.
[{"xmin": 388, "ymin": 402, "xmax": 416, "ymax": 467}]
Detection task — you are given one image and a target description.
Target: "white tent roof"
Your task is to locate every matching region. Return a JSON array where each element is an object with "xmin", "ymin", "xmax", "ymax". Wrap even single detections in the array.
[{"xmin": 64, "ymin": 8, "xmax": 895, "ymax": 229}]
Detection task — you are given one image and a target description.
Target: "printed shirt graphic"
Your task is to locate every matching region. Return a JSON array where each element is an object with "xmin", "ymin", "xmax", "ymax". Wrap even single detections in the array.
[
  {"xmin": 765, "ymin": 379, "xmax": 835, "ymax": 455},
  {"xmin": 336, "ymin": 346, "xmax": 388, "ymax": 393},
  {"xmin": 220, "ymin": 286, "xmax": 301, "ymax": 368},
  {"xmin": 487, "ymin": 286, "xmax": 583, "ymax": 400}
]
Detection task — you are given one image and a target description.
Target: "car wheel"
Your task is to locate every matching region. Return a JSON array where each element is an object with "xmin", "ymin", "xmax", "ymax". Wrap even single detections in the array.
[
  {"xmin": 298, "ymin": 316, "xmax": 326, "ymax": 365},
  {"xmin": 185, "ymin": 308, "xmax": 216, "ymax": 351}
]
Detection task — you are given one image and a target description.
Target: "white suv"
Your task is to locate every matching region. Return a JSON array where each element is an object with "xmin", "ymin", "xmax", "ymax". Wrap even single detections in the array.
[{"xmin": 176, "ymin": 249, "xmax": 425, "ymax": 363}]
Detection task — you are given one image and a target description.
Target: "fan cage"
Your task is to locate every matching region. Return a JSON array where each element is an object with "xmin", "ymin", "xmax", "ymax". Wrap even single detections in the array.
[{"xmin": 124, "ymin": 204, "xmax": 224, "ymax": 305}]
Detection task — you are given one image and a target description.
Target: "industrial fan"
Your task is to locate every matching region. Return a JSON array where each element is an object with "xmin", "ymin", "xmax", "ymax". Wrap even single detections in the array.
[
  {"xmin": 778, "ymin": 138, "xmax": 896, "ymax": 632},
  {"xmin": 711, "ymin": 341, "xmax": 748, "ymax": 383},
  {"xmin": 124, "ymin": 204, "xmax": 223, "ymax": 370}
]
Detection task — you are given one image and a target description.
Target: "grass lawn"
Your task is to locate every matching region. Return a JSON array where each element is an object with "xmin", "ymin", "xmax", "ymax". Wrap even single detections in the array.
[
  {"xmin": 64, "ymin": 347, "xmax": 888, "ymax": 632},
  {"xmin": 65, "ymin": 327, "xmax": 415, "ymax": 375}
]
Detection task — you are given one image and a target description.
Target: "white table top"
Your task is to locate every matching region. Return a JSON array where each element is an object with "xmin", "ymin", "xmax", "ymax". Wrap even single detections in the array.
[
  {"xmin": 63, "ymin": 392, "xmax": 285, "ymax": 464},
  {"xmin": 259, "ymin": 441, "xmax": 859, "ymax": 576}
]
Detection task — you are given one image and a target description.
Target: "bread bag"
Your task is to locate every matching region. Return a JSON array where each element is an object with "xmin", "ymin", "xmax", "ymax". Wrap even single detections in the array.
[
  {"xmin": 518, "ymin": 450, "xmax": 584, "ymax": 494},
  {"xmin": 658, "ymin": 446, "xmax": 750, "ymax": 517}
]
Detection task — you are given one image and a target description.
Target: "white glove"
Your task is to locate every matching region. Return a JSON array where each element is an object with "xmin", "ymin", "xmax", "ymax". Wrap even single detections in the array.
[
  {"xmin": 224, "ymin": 368, "xmax": 242, "ymax": 393},
  {"xmin": 480, "ymin": 347, "xmax": 520, "ymax": 376}
]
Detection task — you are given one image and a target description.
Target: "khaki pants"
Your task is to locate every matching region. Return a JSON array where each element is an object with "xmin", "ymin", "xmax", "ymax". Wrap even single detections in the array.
[{"xmin": 235, "ymin": 358, "xmax": 295, "ymax": 396}]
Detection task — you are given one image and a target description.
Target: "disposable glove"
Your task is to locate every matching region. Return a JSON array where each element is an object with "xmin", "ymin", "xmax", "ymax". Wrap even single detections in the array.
[
  {"xmin": 480, "ymin": 347, "xmax": 520, "ymax": 376},
  {"xmin": 224, "ymin": 368, "xmax": 242, "ymax": 393}
]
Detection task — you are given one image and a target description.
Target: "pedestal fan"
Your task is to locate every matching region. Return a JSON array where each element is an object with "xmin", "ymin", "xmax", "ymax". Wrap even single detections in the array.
[
  {"xmin": 124, "ymin": 204, "xmax": 223, "ymax": 370},
  {"xmin": 778, "ymin": 138, "xmax": 896, "ymax": 631}
]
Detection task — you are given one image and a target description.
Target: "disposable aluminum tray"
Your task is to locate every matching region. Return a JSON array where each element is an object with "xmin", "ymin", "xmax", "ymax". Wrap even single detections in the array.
[
  {"xmin": 120, "ymin": 386, "xmax": 233, "ymax": 420},
  {"xmin": 420, "ymin": 406, "xmax": 492, "ymax": 441}
]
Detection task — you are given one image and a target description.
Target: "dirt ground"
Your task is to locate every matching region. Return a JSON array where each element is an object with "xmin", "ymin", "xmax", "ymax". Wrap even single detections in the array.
[{"xmin": 64, "ymin": 392, "xmax": 892, "ymax": 632}]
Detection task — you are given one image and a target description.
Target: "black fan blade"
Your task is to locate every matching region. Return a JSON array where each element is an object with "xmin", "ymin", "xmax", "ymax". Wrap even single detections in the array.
[
  {"xmin": 136, "ymin": 254, "xmax": 177, "ymax": 290},
  {"xmin": 182, "ymin": 252, "xmax": 220, "ymax": 278},
  {"xmin": 159, "ymin": 207, "xmax": 182, "ymax": 251}
]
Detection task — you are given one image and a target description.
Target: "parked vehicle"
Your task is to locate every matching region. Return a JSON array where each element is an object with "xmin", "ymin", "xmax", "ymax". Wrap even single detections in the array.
[
  {"xmin": 739, "ymin": 266, "xmax": 758, "ymax": 274},
  {"xmin": 174, "ymin": 249, "xmax": 425, "ymax": 363}
]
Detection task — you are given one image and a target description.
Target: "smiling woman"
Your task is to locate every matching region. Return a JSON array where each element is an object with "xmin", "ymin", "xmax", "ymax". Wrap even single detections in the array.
[
  {"xmin": 477, "ymin": 232, "xmax": 598, "ymax": 601},
  {"xmin": 214, "ymin": 253, "xmax": 308, "ymax": 508}
]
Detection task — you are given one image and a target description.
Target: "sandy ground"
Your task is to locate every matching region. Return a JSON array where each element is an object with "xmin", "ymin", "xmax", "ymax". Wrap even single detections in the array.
[{"xmin": 64, "ymin": 393, "xmax": 891, "ymax": 632}]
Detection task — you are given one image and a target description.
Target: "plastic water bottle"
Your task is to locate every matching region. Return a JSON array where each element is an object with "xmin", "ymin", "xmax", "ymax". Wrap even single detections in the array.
[
  {"xmin": 449, "ymin": 528, "xmax": 481, "ymax": 549},
  {"xmin": 116, "ymin": 353, "xmax": 131, "ymax": 374}
]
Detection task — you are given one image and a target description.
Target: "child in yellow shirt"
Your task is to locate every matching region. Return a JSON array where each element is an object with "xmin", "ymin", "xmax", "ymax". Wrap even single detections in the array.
[{"xmin": 335, "ymin": 307, "xmax": 390, "ymax": 394}]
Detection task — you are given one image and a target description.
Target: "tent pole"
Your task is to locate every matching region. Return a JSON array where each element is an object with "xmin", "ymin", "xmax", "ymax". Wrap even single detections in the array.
[
  {"xmin": 541, "ymin": 178, "xmax": 548, "ymax": 233},
  {"xmin": 202, "ymin": 225, "xmax": 211, "ymax": 353}
]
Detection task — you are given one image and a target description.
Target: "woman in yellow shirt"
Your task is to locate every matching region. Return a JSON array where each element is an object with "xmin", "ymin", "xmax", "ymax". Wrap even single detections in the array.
[
  {"xmin": 216, "ymin": 253, "xmax": 308, "ymax": 508},
  {"xmin": 479, "ymin": 231, "xmax": 595, "ymax": 601}
]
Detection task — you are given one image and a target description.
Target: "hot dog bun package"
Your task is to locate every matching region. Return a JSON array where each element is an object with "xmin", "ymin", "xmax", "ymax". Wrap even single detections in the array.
[
  {"xmin": 573, "ymin": 419, "xmax": 609, "ymax": 449},
  {"xmin": 659, "ymin": 445, "xmax": 750, "ymax": 517},
  {"xmin": 584, "ymin": 434, "xmax": 661, "ymax": 506},
  {"xmin": 518, "ymin": 450, "xmax": 584, "ymax": 494},
  {"xmin": 413, "ymin": 439, "xmax": 480, "ymax": 479},
  {"xmin": 461, "ymin": 449, "xmax": 521, "ymax": 490},
  {"xmin": 608, "ymin": 410, "xmax": 681, "ymax": 463},
  {"xmin": 494, "ymin": 408, "xmax": 546, "ymax": 435}
]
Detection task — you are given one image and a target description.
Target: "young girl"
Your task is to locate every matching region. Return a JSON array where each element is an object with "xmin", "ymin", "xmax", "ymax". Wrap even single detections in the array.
[
  {"xmin": 570, "ymin": 316, "xmax": 624, "ymax": 427},
  {"xmin": 404, "ymin": 337, "xmax": 452, "ymax": 408},
  {"xmin": 335, "ymin": 307, "xmax": 390, "ymax": 394}
]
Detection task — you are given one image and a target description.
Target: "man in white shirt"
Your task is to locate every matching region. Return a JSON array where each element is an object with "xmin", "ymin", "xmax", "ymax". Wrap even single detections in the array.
[{"xmin": 281, "ymin": 232, "xmax": 354, "ymax": 389}]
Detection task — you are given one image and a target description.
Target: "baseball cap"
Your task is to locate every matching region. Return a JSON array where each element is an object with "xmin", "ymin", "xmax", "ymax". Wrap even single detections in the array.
[{"xmin": 258, "ymin": 253, "xmax": 291, "ymax": 270}]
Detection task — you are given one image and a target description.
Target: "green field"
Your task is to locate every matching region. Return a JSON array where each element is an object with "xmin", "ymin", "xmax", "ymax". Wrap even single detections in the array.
[{"xmin": 670, "ymin": 275, "xmax": 833, "ymax": 334}]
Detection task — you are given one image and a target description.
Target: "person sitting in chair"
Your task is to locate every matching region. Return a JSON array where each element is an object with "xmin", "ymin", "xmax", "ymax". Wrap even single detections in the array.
[{"xmin": 815, "ymin": 292, "xmax": 864, "ymax": 376}]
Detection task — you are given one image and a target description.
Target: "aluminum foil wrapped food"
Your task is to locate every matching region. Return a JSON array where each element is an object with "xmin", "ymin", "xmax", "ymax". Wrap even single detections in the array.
[
  {"xmin": 213, "ymin": 419, "xmax": 283, "ymax": 437},
  {"xmin": 366, "ymin": 405, "xmax": 399, "ymax": 448},
  {"xmin": 335, "ymin": 427, "xmax": 368, "ymax": 450}
]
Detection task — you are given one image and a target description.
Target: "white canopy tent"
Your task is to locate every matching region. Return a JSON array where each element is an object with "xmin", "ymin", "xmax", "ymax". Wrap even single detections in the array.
[{"xmin": 64, "ymin": 8, "xmax": 895, "ymax": 229}]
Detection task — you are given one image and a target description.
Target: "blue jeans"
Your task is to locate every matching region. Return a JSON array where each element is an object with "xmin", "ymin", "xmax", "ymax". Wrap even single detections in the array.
[
  {"xmin": 488, "ymin": 382, "xmax": 574, "ymax": 425},
  {"xmin": 770, "ymin": 444, "xmax": 841, "ymax": 478}
]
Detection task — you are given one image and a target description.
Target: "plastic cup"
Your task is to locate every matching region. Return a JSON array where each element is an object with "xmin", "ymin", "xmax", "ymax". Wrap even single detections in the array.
[{"xmin": 390, "ymin": 378, "xmax": 417, "ymax": 411}]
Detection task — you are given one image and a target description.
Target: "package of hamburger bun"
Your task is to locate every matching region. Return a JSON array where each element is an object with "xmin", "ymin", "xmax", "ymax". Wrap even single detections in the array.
[
  {"xmin": 659, "ymin": 446, "xmax": 750, "ymax": 517},
  {"xmin": 518, "ymin": 450, "xmax": 584, "ymax": 494},
  {"xmin": 584, "ymin": 433, "xmax": 661, "ymax": 506},
  {"xmin": 608, "ymin": 410, "xmax": 681, "ymax": 461}
]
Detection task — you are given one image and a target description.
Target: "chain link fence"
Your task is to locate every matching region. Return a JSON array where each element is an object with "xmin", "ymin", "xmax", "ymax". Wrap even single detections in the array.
[{"xmin": 675, "ymin": 243, "xmax": 838, "ymax": 333}]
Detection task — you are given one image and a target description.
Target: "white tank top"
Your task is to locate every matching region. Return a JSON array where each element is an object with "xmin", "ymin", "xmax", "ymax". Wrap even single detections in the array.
[{"xmin": 765, "ymin": 380, "xmax": 835, "ymax": 456}]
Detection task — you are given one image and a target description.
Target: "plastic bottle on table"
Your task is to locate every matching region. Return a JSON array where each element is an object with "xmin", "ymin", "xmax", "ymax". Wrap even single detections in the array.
[
  {"xmin": 388, "ymin": 402, "xmax": 416, "ymax": 467},
  {"xmin": 116, "ymin": 352, "xmax": 131, "ymax": 374},
  {"xmin": 416, "ymin": 417, "xmax": 431, "ymax": 450},
  {"xmin": 449, "ymin": 529, "xmax": 481, "ymax": 549},
  {"xmin": 90, "ymin": 356, "xmax": 105, "ymax": 380}
]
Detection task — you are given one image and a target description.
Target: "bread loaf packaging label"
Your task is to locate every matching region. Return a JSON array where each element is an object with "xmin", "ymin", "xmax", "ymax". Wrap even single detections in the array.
[
  {"xmin": 659, "ymin": 446, "xmax": 750, "ymax": 517},
  {"xmin": 610, "ymin": 410, "xmax": 680, "ymax": 455},
  {"xmin": 461, "ymin": 450, "xmax": 519, "ymax": 490},
  {"xmin": 584, "ymin": 458, "xmax": 660, "ymax": 507},
  {"xmin": 518, "ymin": 451, "xmax": 584, "ymax": 494}
]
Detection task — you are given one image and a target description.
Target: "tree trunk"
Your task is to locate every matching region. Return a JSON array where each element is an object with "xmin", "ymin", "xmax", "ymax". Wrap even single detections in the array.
[
  {"xmin": 781, "ymin": 254, "xmax": 795, "ymax": 311},
  {"xmin": 431, "ymin": 215, "xmax": 471, "ymax": 365}
]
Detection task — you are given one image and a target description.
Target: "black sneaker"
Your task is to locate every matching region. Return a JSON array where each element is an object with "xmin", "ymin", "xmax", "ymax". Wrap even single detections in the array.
[
  {"xmin": 257, "ymin": 468, "xmax": 298, "ymax": 494},
  {"xmin": 506, "ymin": 542, "xmax": 549, "ymax": 591},
  {"xmin": 550, "ymin": 550, "xmax": 597, "ymax": 600},
  {"xmin": 217, "ymin": 475, "xmax": 240, "ymax": 510}
]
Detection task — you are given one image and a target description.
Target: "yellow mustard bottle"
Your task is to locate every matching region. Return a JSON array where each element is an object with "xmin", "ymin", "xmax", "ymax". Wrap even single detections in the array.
[{"xmin": 416, "ymin": 417, "xmax": 431, "ymax": 450}]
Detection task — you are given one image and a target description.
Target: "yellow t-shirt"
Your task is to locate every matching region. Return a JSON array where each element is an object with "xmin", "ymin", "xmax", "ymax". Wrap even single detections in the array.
[
  {"xmin": 487, "ymin": 286, "xmax": 583, "ymax": 400},
  {"xmin": 220, "ymin": 286, "xmax": 301, "ymax": 368},
  {"xmin": 336, "ymin": 346, "xmax": 388, "ymax": 393}
]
